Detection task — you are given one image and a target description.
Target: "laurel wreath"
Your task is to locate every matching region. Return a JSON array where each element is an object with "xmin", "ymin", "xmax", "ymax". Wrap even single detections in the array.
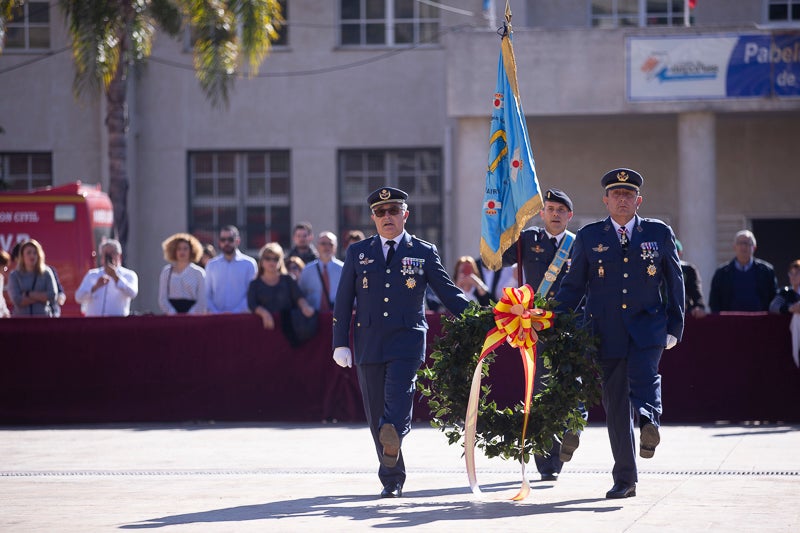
[{"xmin": 417, "ymin": 300, "xmax": 602, "ymax": 463}]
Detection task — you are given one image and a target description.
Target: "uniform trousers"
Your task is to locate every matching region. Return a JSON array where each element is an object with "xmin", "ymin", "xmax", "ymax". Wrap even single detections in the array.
[
  {"xmin": 356, "ymin": 358, "xmax": 422, "ymax": 487},
  {"xmin": 599, "ymin": 343, "xmax": 663, "ymax": 485}
]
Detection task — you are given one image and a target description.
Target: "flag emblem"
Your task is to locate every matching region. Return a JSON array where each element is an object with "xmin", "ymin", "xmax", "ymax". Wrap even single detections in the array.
[
  {"xmin": 493, "ymin": 93, "xmax": 504, "ymax": 109},
  {"xmin": 509, "ymin": 148, "xmax": 523, "ymax": 182},
  {"xmin": 484, "ymin": 199, "xmax": 502, "ymax": 215}
]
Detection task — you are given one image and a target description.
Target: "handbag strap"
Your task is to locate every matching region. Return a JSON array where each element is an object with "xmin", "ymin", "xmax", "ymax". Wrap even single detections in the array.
[
  {"xmin": 28, "ymin": 271, "xmax": 39, "ymax": 316},
  {"xmin": 167, "ymin": 265, "xmax": 173, "ymax": 295}
]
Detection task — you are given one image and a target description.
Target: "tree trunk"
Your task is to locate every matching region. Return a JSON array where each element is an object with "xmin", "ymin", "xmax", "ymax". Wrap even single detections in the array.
[{"xmin": 106, "ymin": 56, "xmax": 129, "ymax": 254}]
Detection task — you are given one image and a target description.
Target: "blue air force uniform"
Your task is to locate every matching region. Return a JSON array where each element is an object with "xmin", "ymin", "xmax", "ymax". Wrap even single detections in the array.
[
  {"xmin": 334, "ymin": 231, "xmax": 468, "ymax": 364},
  {"xmin": 502, "ymin": 188, "xmax": 586, "ymax": 478},
  {"xmin": 555, "ymin": 169, "xmax": 684, "ymax": 493},
  {"xmin": 333, "ymin": 189, "xmax": 469, "ymax": 492}
]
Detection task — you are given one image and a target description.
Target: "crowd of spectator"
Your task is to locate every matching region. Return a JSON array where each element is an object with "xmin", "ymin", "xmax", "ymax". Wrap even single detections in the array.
[
  {"xmin": 1, "ymin": 225, "xmax": 797, "ymax": 349},
  {"xmin": 0, "ymin": 221, "xmax": 368, "ymax": 345}
]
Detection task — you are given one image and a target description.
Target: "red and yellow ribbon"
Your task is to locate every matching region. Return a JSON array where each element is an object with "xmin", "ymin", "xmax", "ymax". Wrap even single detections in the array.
[{"xmin": 464, "ymin": 284, "xmax": 554, "ymax": 500}]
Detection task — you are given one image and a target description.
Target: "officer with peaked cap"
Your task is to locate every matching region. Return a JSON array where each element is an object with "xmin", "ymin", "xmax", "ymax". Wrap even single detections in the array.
[
  {"xmin": 332, "ymin": 186, "xmax": 469, "ymax": 498},
  {"xmin": 555, "ymin": 168, "xmax": 684, "ymax": 499},
  {"xmin": 501, "ymin": 187, "xmax": 586, "ymax": 481},
  {"xmin": 503, "ymin": 188, "xmax": 574, "ymax": 300}
]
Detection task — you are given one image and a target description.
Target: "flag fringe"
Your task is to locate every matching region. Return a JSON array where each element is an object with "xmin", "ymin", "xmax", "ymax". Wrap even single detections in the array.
[{"xmin": 480, "ymin": 193, "xmax": 542, "ymax": 271}]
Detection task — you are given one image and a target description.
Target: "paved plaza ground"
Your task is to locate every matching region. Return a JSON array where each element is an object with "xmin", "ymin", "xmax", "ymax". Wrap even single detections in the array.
[{"xmin": 1, "ymin": 422, "xmax": 798, "ymax": 532}]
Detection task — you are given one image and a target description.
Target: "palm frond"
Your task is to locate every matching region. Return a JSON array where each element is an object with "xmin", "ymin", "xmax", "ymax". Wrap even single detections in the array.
[
  {"xmin": 234, "ymin": 0, "xmax": 282, "ymax": 74},
  {"xmin": 60, "ymin": 0, "xmax": 126, "ymax": 96}
]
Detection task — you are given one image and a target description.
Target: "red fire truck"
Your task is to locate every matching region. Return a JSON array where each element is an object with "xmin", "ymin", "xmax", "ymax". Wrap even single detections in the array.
[{"xmin": 0, "ymin": 182, "xmax": 114, "ymax": 317}]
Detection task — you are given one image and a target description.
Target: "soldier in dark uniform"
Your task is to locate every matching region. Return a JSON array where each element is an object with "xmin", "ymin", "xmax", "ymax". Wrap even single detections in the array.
[
  {"xmin": 676, "ymin": 239, "xmax": 707, "ymax": 318},
  {"xmin": 555, "ymin": 169, "xmax": 685, "ymax": 499},
  {"xmin": 769, "ymin": 259, "xmax": 800, "ymax": 314},
  {"xmin": 504, "ymin": 188, "xmax": 574, "ymax": 299},
  {"xmin": 332, "ymin": 187, "xmax": 469, "ymax": 499},
  {"xmin": 502, "ymin": 188, "xmax": 585, "ymax": 481}
]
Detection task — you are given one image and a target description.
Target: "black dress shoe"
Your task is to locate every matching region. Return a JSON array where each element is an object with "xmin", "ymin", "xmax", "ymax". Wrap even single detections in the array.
[
  {"xmin": 540, "ymin": 473, "xmax": 558, "ymax": 482},
  {"xmin": 380, "ymin": 483, "xmax": 403, "ymax": 498},
  {"xmin": 605, "ymin": 482, "xmax": 636, "ymax": 499},
  {"xmin": 559, "ymin": 431, "xmax": 580, "ymax": 462},
  {"xmin": 640, "ymin": 422, "xmax": 661, "ymax": 459}
]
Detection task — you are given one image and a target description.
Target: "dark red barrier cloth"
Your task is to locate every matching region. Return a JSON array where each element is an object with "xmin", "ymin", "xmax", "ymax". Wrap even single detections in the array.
[
  {"xmin": 0, "ymin": 312, "xmax": 797, "ymax": 424},
  {"xmin": 0, "ymin": 313, "xmax": 361, "ymax": 424}
]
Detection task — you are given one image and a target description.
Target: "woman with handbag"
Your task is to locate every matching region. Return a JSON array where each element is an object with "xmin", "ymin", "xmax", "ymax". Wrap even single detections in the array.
[
  {"xmin": 7, "ymin": 239, "xmax": 58, "ymax": 317},
  {"xmin": 248, "ymin": 242, "xmax": 317, "ymax": 345},
  {"xmin": 158, "ymin": 233, "xmax": 207, "ymax": 314}
]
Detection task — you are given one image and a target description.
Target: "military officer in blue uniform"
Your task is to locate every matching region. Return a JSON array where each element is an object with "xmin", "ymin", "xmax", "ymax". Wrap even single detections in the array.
[
  {"xmin": 332, "ymin": 187, "xmax": 469, "ymax": 498},
  {"xmin": 555, "ymin": 168, "xmax": 684, "ymax": 499},
  {"xmin": 502, "ymin": 188, "xmax": 586, "ymax": 481},
  {"xmin": 504, "ymin": 188, "xmax": 575, "ymax": 299}
]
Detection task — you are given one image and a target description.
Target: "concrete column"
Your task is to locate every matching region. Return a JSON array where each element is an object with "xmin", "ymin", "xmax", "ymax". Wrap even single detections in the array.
[{"xmin": 677, "ymin": 112, "xmax": 716, "ymax": 306}]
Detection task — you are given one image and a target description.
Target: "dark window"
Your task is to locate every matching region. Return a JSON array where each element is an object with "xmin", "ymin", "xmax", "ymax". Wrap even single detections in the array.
[
  {"xmin": 4, "ymin": 1, "xmax": 50, "ymax": 50},
  {"xmin": 750, "ymin": 219, "xmax": 800, "ymax": 286},
  {"xmin": 0, "ymin": 153, "xmax": 52, "ymax": 190},
  {"xmin": 768, "ymin": 0, "xmax": 800, "ymax": 22},
  {"xmin": 339, "ymin": 0, "xmax": 439, "ymax": 47},
  {"xmin": 188, "ymin": 151, "xmax": 291, "ymax": 253},
  {"xmin": 591, "ymin": 0, "xmax": 690, "ymax": 27},
  {"xmin": 338, "ymin": 148, "xmax": 442, "ymax": 246}
]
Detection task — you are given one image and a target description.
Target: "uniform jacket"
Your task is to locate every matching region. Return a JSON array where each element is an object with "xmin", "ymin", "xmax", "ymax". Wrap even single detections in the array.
[
  {"xmin": 333, "ymin": 232, "xmax": 469, "ymax": 365},
  {"xmin": 709, "ymin": 258, "xmax": 777, "ymax": 313},
  {"xmin": 555, "ymin": 215, "xmax": 685, "ymax": 358},
  {"xmin": 503, "ymin": 226, "xmax": 572, "ymax": 299},
  {"xmin": 769, "ymin": 286, "xmax": 800, "ymax": 314}
]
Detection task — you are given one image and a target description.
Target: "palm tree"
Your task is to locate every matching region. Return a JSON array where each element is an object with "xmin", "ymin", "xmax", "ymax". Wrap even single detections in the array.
[{"xmin": 0, "ymin": 0, "xmax": 283, "ymax": 252}]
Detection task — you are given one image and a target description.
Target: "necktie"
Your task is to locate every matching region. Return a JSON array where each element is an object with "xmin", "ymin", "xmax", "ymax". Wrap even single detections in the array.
[
  {"xmin": 550, "ymin": 237, "xmax": 558, "ymax": 249},
  {"xmin": 618, "ymin": 227, "xmax": 629, "ymax": 250},
  {"xmin": 319, "ymin": 263, "xmax": 331, "ymax": 312},
  {"xmin": 385, "ymin": 240, "xmax": 396, "ymax": 264}
]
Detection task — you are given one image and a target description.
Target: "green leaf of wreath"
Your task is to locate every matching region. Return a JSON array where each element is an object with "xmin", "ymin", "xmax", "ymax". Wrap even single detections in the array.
[{"xmin": 417, "ymin": 300, "xmax": 602, "ymax": 463}]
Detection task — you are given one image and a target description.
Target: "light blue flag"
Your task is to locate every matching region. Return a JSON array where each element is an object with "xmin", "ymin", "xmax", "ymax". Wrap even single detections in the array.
[{"xmin": 480, "ymin": 22, "xmax": 543, "ymax": 272}]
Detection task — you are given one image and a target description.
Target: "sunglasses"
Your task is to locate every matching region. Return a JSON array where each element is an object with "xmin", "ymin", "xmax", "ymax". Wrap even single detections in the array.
[
  {"xmin": 261, "ymin": 256, "xmax": 280, "ymax": 262},
  {"xmin": 219, "ymin": 236, "xmax": 235, "ymax": 243},
  {"xmin": 372, "ymin": 205, "xmax": 403, "ymax": 217}
]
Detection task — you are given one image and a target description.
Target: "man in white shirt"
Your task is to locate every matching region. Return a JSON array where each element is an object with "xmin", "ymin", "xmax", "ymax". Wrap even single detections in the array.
[
  {"xmin": 75, "ymin": 239, "xmax": 138, "ymax": 317},
  {"xmin": 205, "ymin": 226, "xmax": 257, "ymax": 313}
]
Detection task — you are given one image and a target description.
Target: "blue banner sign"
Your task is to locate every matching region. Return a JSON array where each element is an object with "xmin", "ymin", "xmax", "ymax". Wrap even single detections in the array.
[{"xmin": 628, "ymin": 33, "xmax": 800, "ymax": 101}]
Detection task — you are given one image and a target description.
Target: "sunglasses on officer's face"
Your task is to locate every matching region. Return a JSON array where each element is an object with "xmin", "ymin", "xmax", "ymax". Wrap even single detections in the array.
[{"xmin": 372, "ymin": 205, "xmax": 403, "ymax": 217}]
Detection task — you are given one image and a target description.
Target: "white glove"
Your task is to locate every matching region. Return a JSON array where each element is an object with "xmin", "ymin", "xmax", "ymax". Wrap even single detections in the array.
[
  {"xmin": 665, "ymin": 334, "xmax": 678, "ymax": 350},
  {"xmin": 333, "ymin": 347, "xmax": 353, "ymax": 368}
]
